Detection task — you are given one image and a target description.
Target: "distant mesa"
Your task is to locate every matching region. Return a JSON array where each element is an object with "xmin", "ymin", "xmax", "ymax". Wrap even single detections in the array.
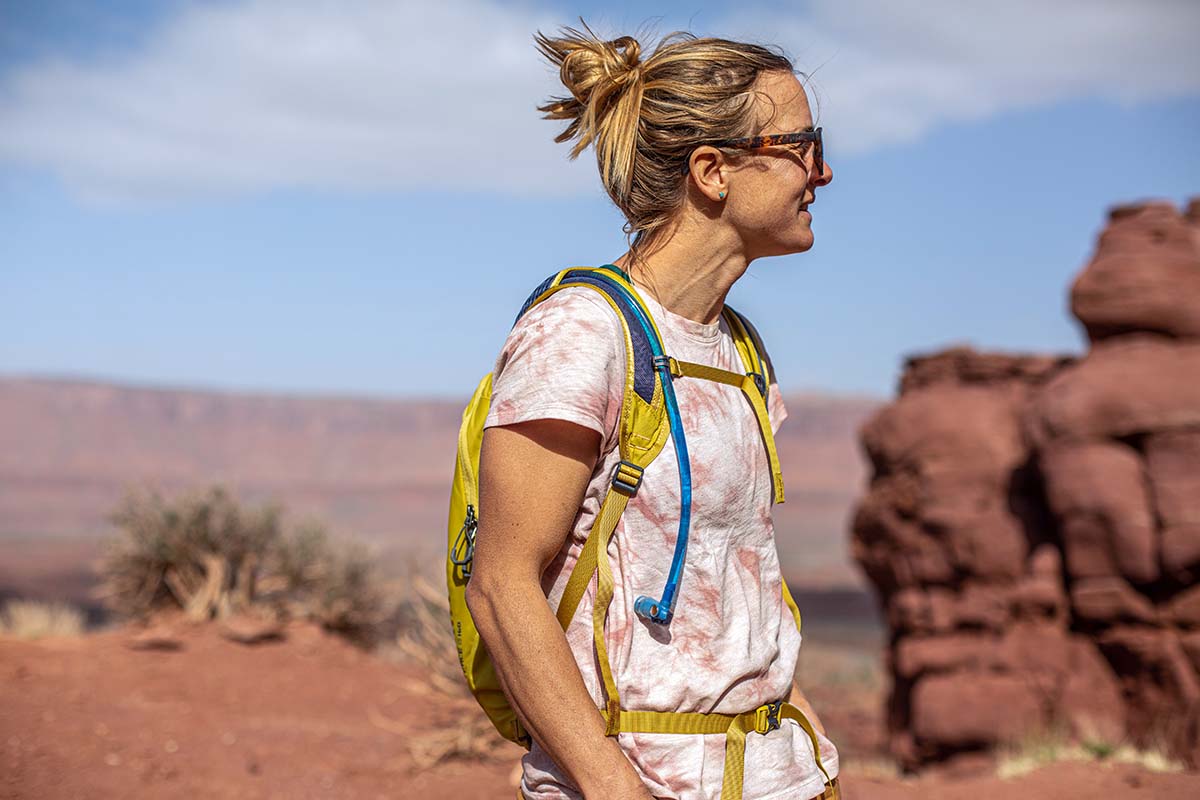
[{"xmin": 0, "ymin": 365, "xmax": 881, "ymax": 608}]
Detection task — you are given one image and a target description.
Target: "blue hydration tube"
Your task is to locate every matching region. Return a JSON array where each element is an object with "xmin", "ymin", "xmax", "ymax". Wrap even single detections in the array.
[{"xmin": 587, "ymin": 268, "xmax": 692, "ymax": 626}]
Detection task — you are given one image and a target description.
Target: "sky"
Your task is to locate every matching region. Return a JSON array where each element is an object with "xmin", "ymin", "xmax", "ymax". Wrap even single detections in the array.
[{"xmin": 1, "ymin": 0, "xmax": 1198, "ymax": 401}]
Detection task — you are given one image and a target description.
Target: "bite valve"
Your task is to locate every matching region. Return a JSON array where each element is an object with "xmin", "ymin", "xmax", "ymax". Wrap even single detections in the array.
[{"xmin": 634, "ymin": 595, "xmax": 673, "ymax": 625}]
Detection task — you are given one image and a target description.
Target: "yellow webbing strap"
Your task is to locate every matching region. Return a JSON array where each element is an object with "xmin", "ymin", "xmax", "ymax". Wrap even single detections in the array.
[
  {"xmin": 669, "ymin": 358, "xmax": 785, "ymax": 505},
  {"xmin": 616, "ymin": 708, "xmax": 737, "ymax": 735},
  {"xmin": 592, "ymin": 503, "xmax": 622, "ymax": 734},
  {"xmin": 723, "ymin": 308, "xmax": 767, "ymax": 386},
  {"xmin": 719, "ymin": 702, "xmax": 832, "ymax": 800},
  {"xmin": 604, "ymin": 700, "xmax": 831, "ymax": 800},
  {"xmin": 553, "ymin": 485, "xmax": 630, "ymax": 735},
  {"xmin": 780, "ymin": 575, "xmax": 803, "ymax": 633},
  {"xmin": 779, "ymin": 703, "xmax": 833, "ymax": 788},
  {"xmin": 555, "ymin": 488, "xmax": 628, "ymax": 632},
  {"xmin": 552, "ymin": 491, "xmax": 831, "ymax": 798},
  {"xmin": 539, "ymin": 292, "xmax": 824, "ymax": 798}
]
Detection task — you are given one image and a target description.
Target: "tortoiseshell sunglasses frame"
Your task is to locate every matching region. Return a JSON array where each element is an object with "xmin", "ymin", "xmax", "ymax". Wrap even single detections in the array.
[{"xmin": 680, "ymin": 127, "xmax": 823, "ymax": 178}]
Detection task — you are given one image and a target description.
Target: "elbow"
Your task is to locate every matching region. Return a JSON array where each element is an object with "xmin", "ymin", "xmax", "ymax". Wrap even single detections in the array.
[
  {"xmin": 464, "ymin": 561, "xmax": 533, "ymax": 639},
  {"xmin": 464, "ymin": 570, "xmax": 501, "ymax": 630},
  {"xmin": 464, "ymin": 575, "xmax": 488, "ymax": 620}
]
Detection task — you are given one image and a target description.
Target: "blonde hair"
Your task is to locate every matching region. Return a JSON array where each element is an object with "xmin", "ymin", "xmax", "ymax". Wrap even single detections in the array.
[{"xmin": 534, "ymin": 23, "xmax": 795, "ymax": 263}]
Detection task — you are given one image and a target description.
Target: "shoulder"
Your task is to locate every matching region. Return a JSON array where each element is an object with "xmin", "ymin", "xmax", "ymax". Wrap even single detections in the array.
[
  {"xmin": 495, "ymin": 284, "xmax": 626, "ymax": 373},
  {"xmin": 516, "ymin": 284, "xmax": 625, "ymax": 335},
  {"xmin": 486, "ymin": 282, "xmax": 628, "ymax": 451}
]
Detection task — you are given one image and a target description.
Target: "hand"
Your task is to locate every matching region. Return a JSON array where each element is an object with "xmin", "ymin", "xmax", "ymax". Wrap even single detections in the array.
[
  {"xmin": 589, "ymin": 786, "xmax": 655, "ymax": 800},
  {"xmin": 582, "ymin": 769, "xmax": 656, "ymax": 800}
]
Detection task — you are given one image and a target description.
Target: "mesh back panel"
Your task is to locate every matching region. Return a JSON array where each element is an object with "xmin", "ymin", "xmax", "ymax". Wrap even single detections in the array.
[
  {"xmin": 560, "ymin": 272, "xmax": 657, "ymax": 404},
  {"xmin": 512, "ymin": 270, "xmax": 661, "ymax": 404},
  {"xmin": 514, "ymin": 274, "xmax": 558, "ymax": 325}
]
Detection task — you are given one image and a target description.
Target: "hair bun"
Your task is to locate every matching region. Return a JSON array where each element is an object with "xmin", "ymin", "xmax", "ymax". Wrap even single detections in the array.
[
  {"xmin": 535, "ymin": 24, "xmax": 651, "ymax": 197},
  {"xmin": 536, "ymin": 26, "xmax": 645, "ymax": 105},
  {"xmin": 604, "ymin": 35, "xmax": 642, "ymax": 86}
]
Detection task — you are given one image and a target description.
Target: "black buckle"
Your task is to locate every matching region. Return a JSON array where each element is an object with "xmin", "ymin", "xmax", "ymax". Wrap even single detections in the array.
[
  {"xmin": 748, "ymin": 371, "xmax": 767, "ymax": 397},
  {"xmin": 611, "ymin": 460, "xmax": 644, "ymax": 496},
  {"xmin": 756, "ymin": 700, "xmax": 783, "ymax": 734}
]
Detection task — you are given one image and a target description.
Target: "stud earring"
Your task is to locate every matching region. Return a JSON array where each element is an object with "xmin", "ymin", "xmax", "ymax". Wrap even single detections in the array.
[{"xmin": 718, "ymin": 191, "xmax": 726, "ymax": 200}]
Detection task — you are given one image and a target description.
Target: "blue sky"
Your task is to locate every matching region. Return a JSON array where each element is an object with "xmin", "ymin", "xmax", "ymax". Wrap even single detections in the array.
[{"xmin": 2, "ymin": 0, "xmax": 1198, "ymax": 400}]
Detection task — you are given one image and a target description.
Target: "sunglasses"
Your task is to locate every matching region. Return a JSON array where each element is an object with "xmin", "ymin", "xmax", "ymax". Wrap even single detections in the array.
[{"xmin": 681, "ymin": 127, "xmax": 823, "ymax": 178}]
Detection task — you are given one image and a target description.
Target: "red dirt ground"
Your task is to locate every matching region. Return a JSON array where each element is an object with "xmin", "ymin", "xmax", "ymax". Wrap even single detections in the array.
[{"xmin": 2, "ymin": 624, "xmax": 1197, "ymax": 800}]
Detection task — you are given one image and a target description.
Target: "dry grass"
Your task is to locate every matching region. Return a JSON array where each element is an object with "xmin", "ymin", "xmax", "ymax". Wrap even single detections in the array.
[
  {"xmin": 384, "ymin": 572, "xmax": 513, "ymax": 768},
  {"xmin": 389, "ymin": 573, "xmax": 469, "ymax": 698},
  {"xmin": 838, "ymin": 755, "xmax": 903, "ymax": 781},
  {"xmin": 795, "ymin": 636, "xmax": 883, "ymax": 693},
  {"xmin": 0, "ymin": 599, "xmax": 85, "ymax": 639},
  {"xmin": 996, "ymin": 723, "xmax": 1186, "ymax": 779}
]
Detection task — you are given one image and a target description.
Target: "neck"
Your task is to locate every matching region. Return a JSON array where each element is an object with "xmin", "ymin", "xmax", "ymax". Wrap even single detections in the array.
[{"xmin": 612, "ymin": 222, "xmax": 749, "ymax": 325}]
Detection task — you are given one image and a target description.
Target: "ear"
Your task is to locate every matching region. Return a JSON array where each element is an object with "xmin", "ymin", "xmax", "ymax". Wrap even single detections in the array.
[{"xmin": 686, "ymin": 146, "xmax": 728, "ymax": 203}]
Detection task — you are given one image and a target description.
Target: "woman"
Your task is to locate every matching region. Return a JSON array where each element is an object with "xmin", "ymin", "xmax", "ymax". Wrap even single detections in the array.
[{"xmin": 465, "ymin": 24, "xmax": 837, "ymax": 800}]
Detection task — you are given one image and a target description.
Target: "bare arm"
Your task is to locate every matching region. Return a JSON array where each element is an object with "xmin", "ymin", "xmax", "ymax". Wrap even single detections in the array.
[
  {"xmin": 465, "ymin": 419, "xmax": 652, "ymax": 800},
  {"xmin": 787, "ymin": 681, "xmax": 827, "ymax": 736}
]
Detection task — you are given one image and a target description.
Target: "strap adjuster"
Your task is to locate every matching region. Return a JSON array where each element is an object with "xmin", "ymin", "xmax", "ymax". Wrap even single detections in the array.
[
  {"xmin": 754, "ymin": 700, "xmax": 783, "ymax": 734},
  {"xmin": 611, "ymin": 460, "xmax": 644, "ymax": 496},
  {"xmin": 748, "ymin": 371, "xmax": 767, "ymax": 397},
  {"xmin": 652, "ymin": 355, "xmax": 682, "ymax": 377}
]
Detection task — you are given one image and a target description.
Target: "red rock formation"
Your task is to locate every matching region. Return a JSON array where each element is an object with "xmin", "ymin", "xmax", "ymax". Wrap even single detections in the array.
[
  {"xmin": 1071, "ymin": 201, "xmax": 1200, "ymax": 341},
  {"xmin": 852, "ymin": 198, "xmax": 1200, "ymax": 771}
]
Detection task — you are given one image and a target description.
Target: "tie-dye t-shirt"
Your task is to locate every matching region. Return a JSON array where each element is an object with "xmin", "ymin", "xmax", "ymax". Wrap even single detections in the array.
[{"xmin": 484, "ymin": 282, "xmax": 840, "ymax": 800}]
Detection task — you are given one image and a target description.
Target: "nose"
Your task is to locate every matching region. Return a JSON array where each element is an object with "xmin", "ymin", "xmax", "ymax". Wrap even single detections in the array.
[{"xmin": 813, "ymin": 160, "xmax": 832, "ymax": 188}]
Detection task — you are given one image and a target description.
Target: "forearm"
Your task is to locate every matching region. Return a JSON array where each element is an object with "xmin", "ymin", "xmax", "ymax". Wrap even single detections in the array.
[
  {"xmin": 467, "ymin": 575, "xmax": 645, "ymax": 798},
  {"xmin": 787, "ymin": 681, "xmax": 827, "ymax": 736}
]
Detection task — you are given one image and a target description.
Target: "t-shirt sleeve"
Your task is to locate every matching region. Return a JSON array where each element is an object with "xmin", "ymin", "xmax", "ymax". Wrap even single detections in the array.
[
  {"xmin": 766, "ymin": 360, "xmax": 788, "ymax": 436},
  {"xmin": 484, "ymin": 286, "xmax": 626, "ymax": 454}
]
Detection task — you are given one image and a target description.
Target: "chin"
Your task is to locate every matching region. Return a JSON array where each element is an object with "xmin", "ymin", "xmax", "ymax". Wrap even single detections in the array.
[
  {"xmin": 780, "ymin": 232, "xmax": 815, "ymax": 256},
  {"xmin": 748, "ymin": 225, "xmax": 815, "ymax": 260}
]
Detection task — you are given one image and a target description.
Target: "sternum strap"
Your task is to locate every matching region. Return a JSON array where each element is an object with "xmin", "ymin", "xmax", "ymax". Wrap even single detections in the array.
[{"xmin": 669, "ymin": 358, "xmax": 786, "ymax": 504}]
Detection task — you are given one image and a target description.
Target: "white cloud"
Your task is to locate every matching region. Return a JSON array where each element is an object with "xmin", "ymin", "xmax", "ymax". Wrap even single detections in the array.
[
  {"xmin": 0, "ymin": 0, "xmax": 1196, "ymax": 202},
  {"xmin": 0, "ymin": 0, "xmax": 597, "ymax": 202},
  {"xmin": 739, "ymin": 0, "xmax": 1200, "ymax": 153}
]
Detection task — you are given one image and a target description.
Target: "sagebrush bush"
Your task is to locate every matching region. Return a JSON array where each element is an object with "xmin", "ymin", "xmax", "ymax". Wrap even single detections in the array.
[
  {"xmin": 0, "ymin": 600, "xmax": 85, "ymax": 639},
  {"xmin": 384, "ymin": 573, "xmax": 513, "ymax": 766},
  {"xmin": 99, "ymin": 485, "xmax": 385, "ymax": 644}
]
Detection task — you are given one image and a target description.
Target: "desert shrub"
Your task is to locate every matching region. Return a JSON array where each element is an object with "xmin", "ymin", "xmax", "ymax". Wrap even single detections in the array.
[
  {"xmin": 392, "ymin": 573, "xmax": 468, "ymax": 697},
  {"xmin": 379, "ymin": 573, "xmax": 513, "ymax": 766},
  {"xmin": 996, "ymin": 721, "xmax": 1185, "ymax": 778},
  {"xmin": 98, "ymin": 485, "xmax": 385, "ymax": 644},
  {"xmin": 0, "ymin": 600, "xmax": 85, "ymax": 639},
  {"xmin": 274, "ymin": 524, "xmax": 386, "ymax": 645}
]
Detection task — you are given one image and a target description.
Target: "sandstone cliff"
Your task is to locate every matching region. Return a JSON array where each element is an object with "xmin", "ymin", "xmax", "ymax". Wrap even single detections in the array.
[{"xmin": 851, "ymin": 198, "xmax": 1200, "ymax": 770}]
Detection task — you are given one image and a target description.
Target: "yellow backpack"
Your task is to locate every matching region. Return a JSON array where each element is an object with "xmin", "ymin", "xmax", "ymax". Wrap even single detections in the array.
[{"xmin": 445, "ymin": 265, "xmax": 832, "ymax": 800}]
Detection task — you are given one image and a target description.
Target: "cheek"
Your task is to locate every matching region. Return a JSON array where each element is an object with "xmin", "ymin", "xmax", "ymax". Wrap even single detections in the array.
[{"xmin": 729, "ymin": 172, "xmax": 807, "ymax": 234}]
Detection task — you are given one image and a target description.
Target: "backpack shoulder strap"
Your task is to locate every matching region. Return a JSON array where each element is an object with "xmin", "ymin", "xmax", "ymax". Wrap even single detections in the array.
[
  {"xmin": 519, "ymin": 266, "xmax": 695, "ymax": 727},
  {"xmin": 721, "ymin": 305, "xmax": 771, "ymax": 398},
  {"xmin": 514, "ymin": 266, "xmax": 673, "ymax": 471}
]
